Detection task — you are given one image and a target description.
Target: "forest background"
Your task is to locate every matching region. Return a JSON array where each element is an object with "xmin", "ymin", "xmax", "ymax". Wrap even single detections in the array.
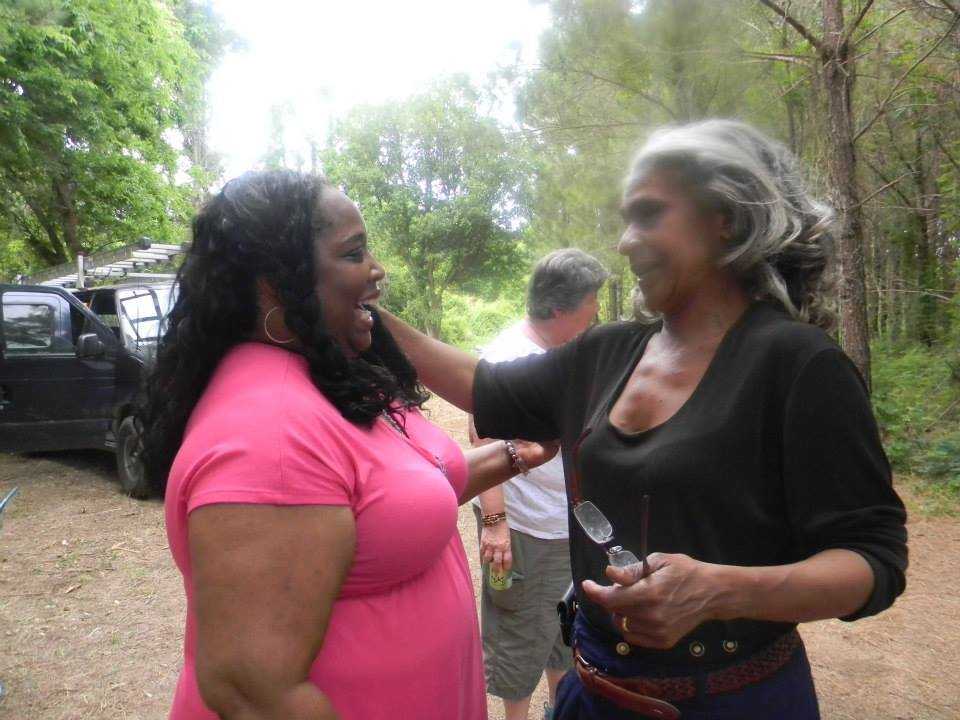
[{"xmin": 1, "ymin": 0, "xmax": 959, "ymax": 507}]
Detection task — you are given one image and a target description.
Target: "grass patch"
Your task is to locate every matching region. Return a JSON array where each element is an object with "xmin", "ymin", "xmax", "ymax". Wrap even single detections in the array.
[{"xmin": 897, "ymin": 474, "xmax": 960, "ymax": 517}]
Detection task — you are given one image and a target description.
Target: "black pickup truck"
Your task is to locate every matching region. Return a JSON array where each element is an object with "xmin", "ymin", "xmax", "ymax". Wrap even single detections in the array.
[{"xmin": 0, "ymin": 282, "xmax": 174, "ymax": 497}]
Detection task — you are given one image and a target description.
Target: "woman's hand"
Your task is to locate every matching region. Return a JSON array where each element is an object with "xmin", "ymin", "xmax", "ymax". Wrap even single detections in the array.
[
  {"xmin": 480, "ymin": 520, "xmax": 512, "ymax": 574},
  {"xmin": 583, "ymin": 548, "xmax": 879, "ymax": 641},
  {"xmin": 581, "ymin": 553, "xmax": 723, "ymax": 650},
  {"xmin": 514, "ymin": 439, "xmax": 559, "ymax": 471}
]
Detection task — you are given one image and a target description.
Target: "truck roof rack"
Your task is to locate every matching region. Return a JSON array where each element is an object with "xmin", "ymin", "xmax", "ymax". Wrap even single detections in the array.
[{"xmin": 15, "ymin": 238, "xmax": 185, "ymax": 288}]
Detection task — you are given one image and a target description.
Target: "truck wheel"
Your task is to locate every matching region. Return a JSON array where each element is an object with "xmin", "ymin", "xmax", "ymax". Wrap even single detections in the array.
[{"xmin": 117, "ymin": 417, "xmax": 150, "ymax": 498}]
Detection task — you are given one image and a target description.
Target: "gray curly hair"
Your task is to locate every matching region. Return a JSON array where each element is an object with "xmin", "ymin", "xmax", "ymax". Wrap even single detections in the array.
[
  {"xmin": 527, "ymin": 248, "xmax": 609, "ymax": 321},
  {"xmin": 625, "ymin": 119, "xmax": 836, "ymax": 330}
]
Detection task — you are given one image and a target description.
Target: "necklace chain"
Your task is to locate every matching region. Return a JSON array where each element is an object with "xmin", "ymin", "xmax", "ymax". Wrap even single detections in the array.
[
  {"xmin": 381, "ymin": 410, "xmax": 406, "ymax": 437},
  {"xmin": 381, "ymin": 410, "xmax": 448, "ymax": 478}
]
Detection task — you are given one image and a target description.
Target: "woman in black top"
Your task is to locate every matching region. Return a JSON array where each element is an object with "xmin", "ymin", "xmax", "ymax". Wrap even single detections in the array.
[{"xmin": 380, "ymin": 119, "xmax": 907, "ymax": 719}]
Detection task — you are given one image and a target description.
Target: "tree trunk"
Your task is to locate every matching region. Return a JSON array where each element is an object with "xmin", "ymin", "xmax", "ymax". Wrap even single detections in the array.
[
  {"xmin": 780, "ymin": 24, "xmax": 803, "ymax": 156},
  {"xmin": 864, "ymin": 219, "xmax": 878, "ymax": 336},
  {"xmin": 54, "ymin": 177, "xmax": 81, "ymax": 258},
  {"xmin": 418, "ymin": 258, "xmax": 443, "ymax": 339},
  {"xmin": 915, "ymin": 133, "xmax": 939, "ymax": 346},
  {"xmin": 786, "ymin": 96, "xmax": 799, "ymax": 156},
  {"xmin": 915, "ymin": 215, "xmax": 936, "ymax": 345},
  {"xmin": 35, "ymin": 219, "xmax": 68, "ymax": 265},
  {"xmin": 24, "ymin": 198, "xmax": 68, "ymax": 264},
  {"xmin": 423, "ymin": 289, "xmax": 443, "ymax": 339},
  {"xmin": 606, "ymin": 275, "xmax": 623, "ymax": 322},
  {"xmin": 885, "ymin": 247, "xmax": 897, "ymax": 342},
  {"xmin": 934, "ymin": 135, "xmax": 956, "ymax": 326},
  {"xmin": 926, "ymin": 139, "xmax": 946, "ymax": 341},
  {"xmin": 821, "ymin": 0, "xmax": 871, "ymax": 386}
]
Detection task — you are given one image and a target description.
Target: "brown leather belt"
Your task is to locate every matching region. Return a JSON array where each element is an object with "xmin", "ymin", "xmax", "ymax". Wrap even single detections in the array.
[{"xmin": 574, "ymin": 630, "xmax": 801, "ymax": 719}]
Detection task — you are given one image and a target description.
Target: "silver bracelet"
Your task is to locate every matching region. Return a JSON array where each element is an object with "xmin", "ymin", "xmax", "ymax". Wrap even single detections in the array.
[{"xmin": 503, "ymin": 440, "xmax": 529, "ymax": 476}]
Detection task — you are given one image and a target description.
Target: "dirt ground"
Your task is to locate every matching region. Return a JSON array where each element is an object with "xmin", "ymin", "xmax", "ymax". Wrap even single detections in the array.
[{"xmin": 0, "ymin": 398, "xmax": 958, "ymax": 720}]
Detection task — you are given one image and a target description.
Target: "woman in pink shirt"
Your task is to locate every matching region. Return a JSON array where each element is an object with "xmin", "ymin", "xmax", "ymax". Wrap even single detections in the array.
[{"xmin": 141, "ymin": 170, "xmax": 555, "ymax": 720}]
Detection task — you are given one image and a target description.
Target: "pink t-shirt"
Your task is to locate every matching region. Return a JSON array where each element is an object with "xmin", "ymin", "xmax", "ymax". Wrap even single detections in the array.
[{"xmin": 164, "ymin": 342, "xmax": 486, "ymax": 719}]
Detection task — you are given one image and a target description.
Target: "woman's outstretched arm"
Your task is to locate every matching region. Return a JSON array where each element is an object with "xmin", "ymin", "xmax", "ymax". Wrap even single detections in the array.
[
  {"xmin": 460, "ymin": 438, "xmax": 558, "ymax": 505},
  {"xmin": 378, "ymin": 307, "xmax": 479, "ymax": 412}
]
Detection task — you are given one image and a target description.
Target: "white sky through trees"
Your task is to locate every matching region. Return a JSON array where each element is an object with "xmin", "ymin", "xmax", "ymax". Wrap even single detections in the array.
[{"xmin": 207, "ymin": 0, "xmax": 551, "ymax": 180}]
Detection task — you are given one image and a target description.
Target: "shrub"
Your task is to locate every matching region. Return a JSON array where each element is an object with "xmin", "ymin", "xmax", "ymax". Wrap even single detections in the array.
[
  {"xmin": 872, "ymin": 341, "xmax": 960, "ymax": 509},
  {"xmin": 441, "ymin": 292, "xmax": 524, "ymax": 351}
]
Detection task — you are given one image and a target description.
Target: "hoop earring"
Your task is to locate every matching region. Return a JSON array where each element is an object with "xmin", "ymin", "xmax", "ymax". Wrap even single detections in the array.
[{"xmin": 264, "ymin": 306, "xmax": 295, "ymax": 345}]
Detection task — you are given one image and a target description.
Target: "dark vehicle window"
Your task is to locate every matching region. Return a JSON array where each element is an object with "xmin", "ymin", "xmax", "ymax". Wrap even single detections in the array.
[
  {"xmin": 71, "ymin": 304, "xmax": 93, "ymax": 344},
  {"xmin": 1, "ymin": 302, "xmax": 71, "ymax": 355},
  {"xmin": 87, "ymin": 291, "xmax": 121, "ymax": 340}
]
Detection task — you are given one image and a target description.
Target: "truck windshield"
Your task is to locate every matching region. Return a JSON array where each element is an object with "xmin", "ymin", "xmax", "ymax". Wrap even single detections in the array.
[{"xmin": 117, "ymin": 285, "xmax": 175, "ymax": 363}]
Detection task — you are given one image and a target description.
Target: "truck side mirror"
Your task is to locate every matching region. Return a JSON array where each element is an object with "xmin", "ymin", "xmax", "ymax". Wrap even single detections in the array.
[{"xmin": 76, "ymin": 333, "xmax": 105, "ymax": 358}]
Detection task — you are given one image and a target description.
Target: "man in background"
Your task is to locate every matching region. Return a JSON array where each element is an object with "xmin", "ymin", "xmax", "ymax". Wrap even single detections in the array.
[{"xmin": 469, "ymin": 248, "xmax": 608, "ymax": 720}]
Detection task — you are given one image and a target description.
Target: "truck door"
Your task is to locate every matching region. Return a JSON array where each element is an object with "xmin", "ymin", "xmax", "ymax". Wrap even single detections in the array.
[{"xmin": 0, "ymin": 289, "xmax": 118, "ymax": 452}]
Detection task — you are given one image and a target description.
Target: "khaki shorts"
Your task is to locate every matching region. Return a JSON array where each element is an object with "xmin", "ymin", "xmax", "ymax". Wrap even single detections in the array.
[{"xmin": 473, "ymin": 506, "xmax": 574, "ymax": 701}]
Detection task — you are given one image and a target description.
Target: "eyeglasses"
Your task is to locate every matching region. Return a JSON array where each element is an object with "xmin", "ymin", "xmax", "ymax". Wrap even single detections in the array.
[{"xmin": 571, "ymin": 429, "xmax": 650, "ymax": 576}]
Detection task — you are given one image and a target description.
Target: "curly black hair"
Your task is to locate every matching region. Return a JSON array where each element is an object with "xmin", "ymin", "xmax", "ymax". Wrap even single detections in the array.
[{"xmin": 140, "ymin": 169, "xmax": 429, "ymax": 495}]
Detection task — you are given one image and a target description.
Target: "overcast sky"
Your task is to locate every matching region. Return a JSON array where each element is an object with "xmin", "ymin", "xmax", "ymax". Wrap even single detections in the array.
[{"xmin": 206, "ymin": 0, "xmax": 551, "ymax": 179}]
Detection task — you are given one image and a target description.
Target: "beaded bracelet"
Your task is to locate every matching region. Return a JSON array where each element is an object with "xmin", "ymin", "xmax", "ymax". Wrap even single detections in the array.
[
  {"xmin": 481, "ymin": 511, "xmax": 507, "ymax": 527},
  {"xmin": 503, "ymin": 440, "xmax": 530, "ymax": 476}
]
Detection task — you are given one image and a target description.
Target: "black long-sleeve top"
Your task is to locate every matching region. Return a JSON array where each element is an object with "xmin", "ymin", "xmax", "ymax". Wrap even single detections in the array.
[{"xmin": 473, "ymin": 302, "xmax": 908, "ymax": 671}]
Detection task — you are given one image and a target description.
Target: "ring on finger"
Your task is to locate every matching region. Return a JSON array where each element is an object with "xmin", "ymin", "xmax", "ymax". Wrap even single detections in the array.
[{"xmin": 622, "ymin": 616, "xmax": 631, "ymax": 634}]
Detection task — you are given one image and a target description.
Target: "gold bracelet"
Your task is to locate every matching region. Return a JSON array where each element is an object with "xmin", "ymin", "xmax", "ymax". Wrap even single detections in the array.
[{"xmin": 481, "ymin": 511, "xmax": 507, "ymax": 527}]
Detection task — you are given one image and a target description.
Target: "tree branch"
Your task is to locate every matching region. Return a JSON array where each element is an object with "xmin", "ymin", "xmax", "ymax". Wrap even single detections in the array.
[
  {"xmin": 938, "ymin": 0, "xmax": 960, "ymax": 17},
  {"xmin": 512, "ymin": 120, "xmax": 650, "ymax": 139},
  {"xmin": 883, "ymin": 112, "xmax": 917, "ymax": 177},
  {"xmin": 864, "ymin": 158, "xmax": 915, "ymax": 207},
  {"xmin": 853, "ymin": 15, "xmax": 960, "ymax": 143},
  {"xmin": 852, "ymin": 8, "xmax": 907, "ymax": 48},
  {"xmin": 877, "ymin": 286, "xmax": 952, "ymax": 302},
  {"xmin": 739, "ymin": 50, "xmax": 815, "ymax": 65},
  {"xmin": 4, "ymin": 194, "xmax": 64, "ymax": 266},
  {"xmin": 756, "ymin": 0, "xmax": 823, "ymax": 51},
  {"xmin": 754, "ymin": 75, "xmax": 809, "ymax": 114},
  {"xmin": 841, "ymin": 0, "xmax": 878, "ymax": 47},
  {"xmin": 854, "ymin": 15, "xmax": 960, "ymax": 143},
  {"xmin": 933, "ymin": 131, "xmax": 960, "ymax": 174},
  {"xmin": 3, "ymin": 204, "xmax": 48, "ymax": 259},
  {"xmin": 858, "ymin": 171, "xmax": 913, "ymax": 207},
  {"xmin": 551, "ymin": 65, "xmax": 679, "ymax": 120}
]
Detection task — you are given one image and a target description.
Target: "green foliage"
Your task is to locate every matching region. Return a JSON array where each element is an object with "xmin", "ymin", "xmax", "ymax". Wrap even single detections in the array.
[
  {"xmin": 873, "ymin": 341, "xmax": 960, "ymax": 506},
  {"xmin": 514, "ymin": 0, "xmax": 765, "ymax": 319},
  {"xmin": 323, "ymin": 76, "xmax": 529, "ymax": 338},
  {"xmin": 0, "ymin": 0, "xmax": 225, "ymax": 274},
  {"xmin": 1, "ymin": 0, "xmax": 958, "ymax": 511},
  {"xmin": 440, "ymin": 292, "xmax": 525, "ymax": 351},
  {"xmin": 916, "ymin": 439, "xmax": 960, "ymax": 484}
]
